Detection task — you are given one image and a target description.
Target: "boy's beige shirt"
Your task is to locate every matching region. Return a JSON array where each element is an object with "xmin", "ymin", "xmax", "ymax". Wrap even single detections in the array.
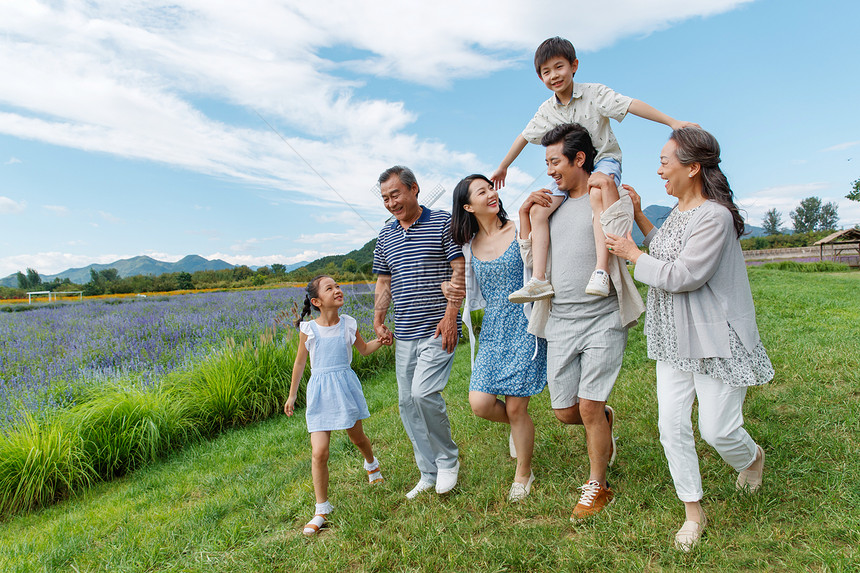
[{"xmin": 522, "ymin": 82, "xmax": 632, "ymax": 163}]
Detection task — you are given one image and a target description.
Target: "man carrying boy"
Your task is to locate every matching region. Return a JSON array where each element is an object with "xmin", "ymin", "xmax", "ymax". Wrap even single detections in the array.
[
  {"xmin": 500, "ymin": 36, "xmax": 696, "ymax": 302},
  {"xmin": 519, "ymin": 123, "xmax": 642, "ymax": 519},
  {"xmin": 372, "ymin": 165, "xmax": 464, "ymax": 499}
]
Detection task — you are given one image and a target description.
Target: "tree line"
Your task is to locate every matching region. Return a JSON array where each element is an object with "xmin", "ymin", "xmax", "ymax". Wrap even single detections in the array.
[{"xmin": 2, "ymin": 259, "xmax": 376, "ymax": 300}]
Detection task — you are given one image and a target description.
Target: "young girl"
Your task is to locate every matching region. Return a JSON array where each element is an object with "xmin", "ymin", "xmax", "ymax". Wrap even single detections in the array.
[{"xmin": 284, "ymin": 275, "xmax": 389, "ymax": 535}]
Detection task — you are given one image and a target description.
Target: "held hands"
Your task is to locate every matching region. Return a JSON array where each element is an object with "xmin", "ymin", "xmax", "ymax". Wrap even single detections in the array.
[
  {"xmin": 374, "ymin": 323, "xmax": 393, "ymax": 346},
  {"xmin": 605, "ymin": 231, "xmax": 643, "ymax": 263}
]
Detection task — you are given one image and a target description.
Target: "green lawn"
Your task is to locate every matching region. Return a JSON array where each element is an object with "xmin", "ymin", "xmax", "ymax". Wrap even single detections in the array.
[{"xmin": 0, "ymin": 268, "xmax": 857, "ymax": 572}]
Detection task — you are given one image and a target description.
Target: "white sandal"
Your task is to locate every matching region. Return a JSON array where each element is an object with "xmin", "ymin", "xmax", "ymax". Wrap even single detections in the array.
[{"xmin": 302, "ymin": 514, "xmax": 327, "ymax": 535}]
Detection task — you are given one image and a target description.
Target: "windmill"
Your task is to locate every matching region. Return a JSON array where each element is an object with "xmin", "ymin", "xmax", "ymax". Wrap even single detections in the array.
[{"xmin": 370, "ymin": 182, "xmax": 447, "ymax": 224}]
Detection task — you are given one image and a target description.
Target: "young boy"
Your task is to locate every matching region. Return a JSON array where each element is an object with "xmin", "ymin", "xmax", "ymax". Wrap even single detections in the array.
[{"xmin": 499, "ymin": 37, "xmax": 697, "ymax": 302}]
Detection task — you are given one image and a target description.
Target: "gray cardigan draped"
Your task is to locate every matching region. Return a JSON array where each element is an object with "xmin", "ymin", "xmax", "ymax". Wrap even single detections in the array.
[{"xmin": 634, "ymin": 200, "xmax": 761, "ymax": 359}]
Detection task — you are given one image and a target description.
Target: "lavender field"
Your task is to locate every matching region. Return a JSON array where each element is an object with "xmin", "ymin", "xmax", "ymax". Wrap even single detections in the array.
[{"xmin": 0, "ymin": 285, "xmax": 376, "ymax": 425}]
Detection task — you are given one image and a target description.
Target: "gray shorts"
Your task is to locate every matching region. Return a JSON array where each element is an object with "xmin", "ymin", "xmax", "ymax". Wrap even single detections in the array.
[{"xmin": 544, "ymin": 309, "xmax": 628, "ymax": 408}]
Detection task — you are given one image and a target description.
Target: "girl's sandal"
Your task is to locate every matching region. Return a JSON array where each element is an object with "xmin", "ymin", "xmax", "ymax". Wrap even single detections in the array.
[
  {"xmin": 302, "ymin": 514, "xmax": 327, "ymax": 536},
  {"xmin": 367, "ymin": 465, "xmax": 384, "ymax": 485}
]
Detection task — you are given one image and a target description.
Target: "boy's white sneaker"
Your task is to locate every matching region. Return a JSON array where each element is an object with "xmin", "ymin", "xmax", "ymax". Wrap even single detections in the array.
[
  {"xmin": 508, "ymin": 277, "xmax": 554, "ymax": 304},
  {"xmin": 585, "ymin": 270, "xmax": 610, "ymax": 297}
]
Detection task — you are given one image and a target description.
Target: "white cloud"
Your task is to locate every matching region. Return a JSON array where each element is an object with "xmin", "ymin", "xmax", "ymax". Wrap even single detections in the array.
[
  {"xmin": 0, "ymin": 196, "xmax": 26, "ymax": 214},
  {"xmin": 229, "ymin": 236, "xmax": 286, "ymax": 253},
  {"xmin": 821, "ymin": 141, "xmax": 860, "ymax": 153},
  {"xmin": 4, "ymin": 157, "xmax": 21, "ymax": 165},
  {"xmin": 294, "ymin": 231, "xmax": 371, "ymax": 246},
  {"xmin": 0, "ymin": 252, "xmax": 131, "ymax": 278},
  {"xmin": 43, "ymin": 204, "xmax": 69, "ymax": 215},
  {"xmin": 736, "ymin": 182, "xmax": 860, "ymax": 227},
  {"xmin": 97, "ymin": 210, "xmax": 122, "ymax": 223},
  {"xmin": 0, "ymin": 0, "xmax": 752, "ymax": 214},
  {"xmin": 206, "ymin": 251, "xmax": 323, "ymax": 267}
]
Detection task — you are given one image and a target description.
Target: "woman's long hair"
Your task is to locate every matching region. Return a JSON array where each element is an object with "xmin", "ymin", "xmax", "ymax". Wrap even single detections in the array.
[
  {"xmin": 295, "ymin": 275, "xmax": 329, "ymax": 327},
  {"xmin": 450, "ymin": 174, "xmax": 509, "ymax": 246},
  {"xmin": 670, "ymin": 127, "xmax": 746, "ymax": 238}
]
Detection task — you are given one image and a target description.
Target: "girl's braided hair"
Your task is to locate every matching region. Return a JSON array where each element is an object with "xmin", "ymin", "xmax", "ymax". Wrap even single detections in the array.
[{"xmin": 295, "ymin": 275, "xmax": 330, "ymax": 327}]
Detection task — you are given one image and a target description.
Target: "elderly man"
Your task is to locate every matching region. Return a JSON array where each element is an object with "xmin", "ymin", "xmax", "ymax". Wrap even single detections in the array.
[
  {"xmin": 518, "ymin": 123, "xmax": 644, "ymax": 520},
  {"xmin": 372, "ymin": 165, "xmax": 465, "ymax": 498}
]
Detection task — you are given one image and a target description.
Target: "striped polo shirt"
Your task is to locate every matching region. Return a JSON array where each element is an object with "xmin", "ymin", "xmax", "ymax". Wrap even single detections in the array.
[{"xmin": 373, "ymin": 206, "xmax": 463, "ymax": 341}]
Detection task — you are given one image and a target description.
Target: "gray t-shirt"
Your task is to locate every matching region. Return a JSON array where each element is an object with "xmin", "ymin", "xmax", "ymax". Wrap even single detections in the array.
[{"xmin": 549, "ymin": 193, "xmax": 619, "ymax": 319}]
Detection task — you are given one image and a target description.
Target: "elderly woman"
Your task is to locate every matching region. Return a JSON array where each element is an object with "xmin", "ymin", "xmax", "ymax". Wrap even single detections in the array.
[
  {"xmin": 605, "ymin": 127, "xmax": 773, "ymax": 551},
  {"xmin": 446, "ymin": 174, "xmax": 547, "ymax": 502}
]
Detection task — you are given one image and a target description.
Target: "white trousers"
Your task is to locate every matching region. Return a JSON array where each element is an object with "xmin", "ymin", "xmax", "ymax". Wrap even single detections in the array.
[{"xmin": 656, "ymin": 361, "xmax": 758, "ymax": 502}]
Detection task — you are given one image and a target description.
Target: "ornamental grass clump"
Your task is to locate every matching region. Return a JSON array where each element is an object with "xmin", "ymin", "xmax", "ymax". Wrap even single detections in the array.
[
  {"xmin": 175, "ymin": 327, "xmax": 297, "ymax": 435},
  {"xmin": 0, "ymin": 413, "xmax": 92, "ymax": 516},
  {"xmin": 761, "ymin": 260, "xmax": 850, "ymax": 272},
  {"xmin": 70, "ymin": 383, "xmax": 193, "ymax": 479}
]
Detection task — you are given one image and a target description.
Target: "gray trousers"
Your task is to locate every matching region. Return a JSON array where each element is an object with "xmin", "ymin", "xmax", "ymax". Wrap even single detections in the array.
[{"xmin": 395, "ymin": 336, "xmax": 458, "ymax": 482}]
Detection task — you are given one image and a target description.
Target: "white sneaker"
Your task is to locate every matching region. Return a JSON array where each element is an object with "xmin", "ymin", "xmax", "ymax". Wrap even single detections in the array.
[
  {"xmin": 435, "ymin": 461, "xmax": 460, "ymax": 494},
  {"xmin": 507, "ymin": 472, "xmax": 535, "ymax": 503},
  {"xmin": 585, "ymin": 270, "xmax": 610, "ymax": 297},
  {"xmin": 509, "ymin": 432, "xmax": 517, "ymax": 459},
  {"xmin": 405, "ymin": 479, "xmax": 435, "ymax": 499},
  {"xmin": 508, "ymin": 277, "xmax": 554, "ymax": 304}
]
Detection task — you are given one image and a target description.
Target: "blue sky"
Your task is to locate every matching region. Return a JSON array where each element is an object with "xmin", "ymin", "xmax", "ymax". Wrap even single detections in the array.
[{"xmin": 1, "ymin": 0, "xmax": 858, "ymax": 278}]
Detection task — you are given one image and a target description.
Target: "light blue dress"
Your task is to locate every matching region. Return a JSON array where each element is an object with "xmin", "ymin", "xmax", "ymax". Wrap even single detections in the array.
[
  {"xmin": 470, "ymin": 239, "xmax": 547, "ymax": 397},
  {"xmin": 302, "ymin": 316, "xmax": 370, "ymax": 433}
]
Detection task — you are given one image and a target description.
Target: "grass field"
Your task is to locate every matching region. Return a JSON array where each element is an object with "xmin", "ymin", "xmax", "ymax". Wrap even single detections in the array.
[{"xmin": 0, "ymin": 268, "xmax": 857, "ymax": 572}]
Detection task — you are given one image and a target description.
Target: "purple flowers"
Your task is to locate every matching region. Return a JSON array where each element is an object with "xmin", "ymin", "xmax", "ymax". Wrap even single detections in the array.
[{"xmin": 0, "ymin": 285, "xmax": 377, "ymax": 425}]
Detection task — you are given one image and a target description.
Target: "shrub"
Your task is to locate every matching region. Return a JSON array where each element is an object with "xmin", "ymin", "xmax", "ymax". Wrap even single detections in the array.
[
  {"xmin": 760, "ymin": 261, "xmax": 850, "ymax": 272},
  {"xmin": 0, "ymin": 413, "xmax": 93, "ymax": 516},
  {"xmin": 174, "ymin": 327, "xmax": 298, "ymax": 435},
  {"xmin": 70, "ymin": 383, "xmax": 194, "ymax": 478}
]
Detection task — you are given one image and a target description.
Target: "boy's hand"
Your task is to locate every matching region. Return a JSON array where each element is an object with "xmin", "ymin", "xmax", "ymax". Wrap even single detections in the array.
[
  {"xmin": 670, "ymin": 120, "xmax": 701, "ymax": 130},
  {"xmin": 284, "ymin": 395, "xmax": 297, "ymax": 416},
  {"xmin": 587, "ymin": 171, "xmax": 613, "ymax": 192},
  {"xmin": 490, "ymin": 166, "xmax": 507, "ymax": 190}
]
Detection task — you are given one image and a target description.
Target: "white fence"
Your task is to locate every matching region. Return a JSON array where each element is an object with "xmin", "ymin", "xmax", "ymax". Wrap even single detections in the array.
[{"xmin": 27, "ymin": 291, "xmax": 84, "ymax": 304}]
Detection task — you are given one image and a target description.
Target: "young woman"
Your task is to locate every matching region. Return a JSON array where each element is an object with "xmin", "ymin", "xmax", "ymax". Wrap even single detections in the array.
[{"xmin": 448, "ymin": 174, "xmax": 547, "ymax": 502}]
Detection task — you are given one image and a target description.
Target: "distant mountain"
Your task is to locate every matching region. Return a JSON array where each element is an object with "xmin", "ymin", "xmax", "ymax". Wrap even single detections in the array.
[
  {"xmin": 1, "ymin": 255, "xmax": 234, "ymax": 287},
  {"xmin": 631, "ymin": 204, "xmax": 765, "ymax": 244},
  {"xmin": 1, "ymin": 255, "xmax": 315, "ymax": 288}
]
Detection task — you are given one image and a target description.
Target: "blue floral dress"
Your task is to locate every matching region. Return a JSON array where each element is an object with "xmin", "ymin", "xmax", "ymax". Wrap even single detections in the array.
[{"xmin": 470, "ymin": 239, "xmax": 547, "ymax": 396}]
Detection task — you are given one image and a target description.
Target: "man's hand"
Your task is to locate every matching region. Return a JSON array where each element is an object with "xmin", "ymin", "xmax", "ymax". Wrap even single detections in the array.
[{"xmin": 434, "ymin": 313, "xmax": 459, "ymax": 353}]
